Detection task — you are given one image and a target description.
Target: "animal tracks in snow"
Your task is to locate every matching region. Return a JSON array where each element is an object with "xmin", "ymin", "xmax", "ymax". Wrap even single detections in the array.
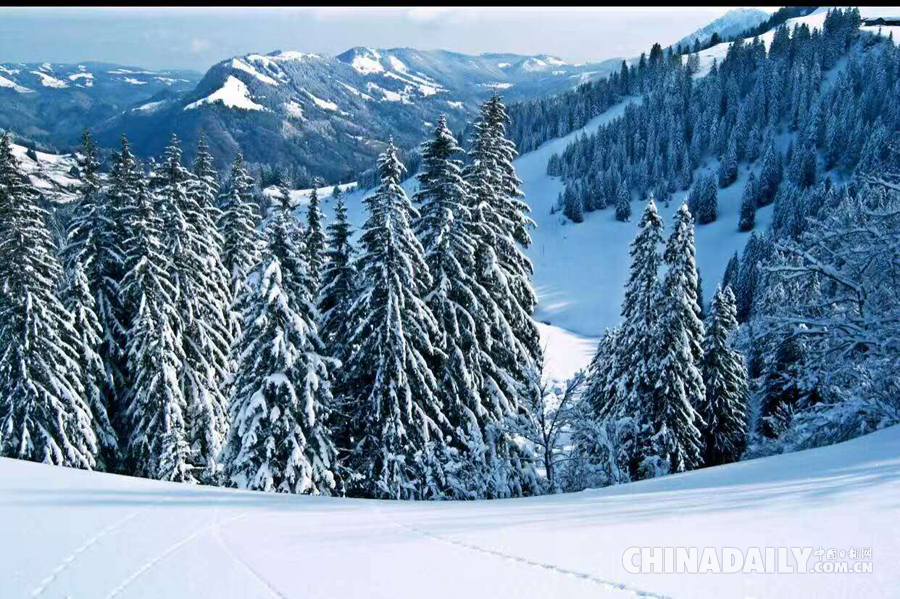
[{"xmin": 374, "ymin": 507, "xmax": 671, "ymax": 599}]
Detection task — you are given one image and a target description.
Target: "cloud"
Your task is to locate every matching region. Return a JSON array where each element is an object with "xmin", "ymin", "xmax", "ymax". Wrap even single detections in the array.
[{"xmin": 189, "ymin": 37, "xmax": 211, "ymax": 54}]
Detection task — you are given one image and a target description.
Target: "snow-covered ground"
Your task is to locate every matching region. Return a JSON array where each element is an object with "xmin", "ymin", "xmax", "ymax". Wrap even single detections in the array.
[{"xmin": 2, "ymin": 424, "xmax": 896, "ymax": 598}]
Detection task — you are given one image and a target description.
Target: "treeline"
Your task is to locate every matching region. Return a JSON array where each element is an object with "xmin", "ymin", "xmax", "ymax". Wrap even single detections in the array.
[{"xmin": 0, "ymin": 94, "xmax": 554, "ymax": 500}]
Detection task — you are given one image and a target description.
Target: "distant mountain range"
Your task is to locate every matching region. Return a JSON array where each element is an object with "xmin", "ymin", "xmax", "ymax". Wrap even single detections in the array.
[
  {"xmin": 0, "ymin": 61, "xmax": 200, "ymax": 143},
  {"xmin": 0, "ymin": 49, "xmax": 619, "ymax": 181}
]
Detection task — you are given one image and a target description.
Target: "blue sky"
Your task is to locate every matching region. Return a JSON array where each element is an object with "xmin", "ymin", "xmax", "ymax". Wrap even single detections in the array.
[{"xmin": 0, "ymin": 7, "xmax": 778, "ymax": 72}]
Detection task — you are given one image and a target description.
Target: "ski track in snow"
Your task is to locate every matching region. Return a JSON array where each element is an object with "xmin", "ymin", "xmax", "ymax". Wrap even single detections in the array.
[
  {"xmin": 212, "ymin": 509, "xmax": 291, "ymax": 599},
  {"xmin": 372, "ymin": 505, "xmax": 671, "ymax": 599},
  {"xmin": 30, "ymin": 509, "xmax": 145, "ymax": 597},
  {"xmin": 104, "ymin": 510, "xmax": 251, "ymax": 599}
]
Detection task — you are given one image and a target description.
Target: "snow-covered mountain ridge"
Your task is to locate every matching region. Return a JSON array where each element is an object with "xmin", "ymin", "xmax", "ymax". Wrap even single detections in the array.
[
  {"xmin": 0, "ymin": 61, "xmax": 200, "ymax": 147},
  {"xmin": 672, "ymin": 7, "xmax": 771, "ymax": 50},
  {"xmin": 90, "ymin": 47, "xmax": 620, "ymax": 179}
]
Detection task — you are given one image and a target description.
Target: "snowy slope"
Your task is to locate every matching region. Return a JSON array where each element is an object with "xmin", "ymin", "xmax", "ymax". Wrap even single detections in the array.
[
  {"xmin": 9, "ymin": 142, "xmax": 82, "ymax": 203},
  {"xmin": 672, "ymin": 8, "xmax": 770, "ymax": 50},
  {"xmin": 2, "ymin": 424, "xmax": 896, "ymax": 598}
]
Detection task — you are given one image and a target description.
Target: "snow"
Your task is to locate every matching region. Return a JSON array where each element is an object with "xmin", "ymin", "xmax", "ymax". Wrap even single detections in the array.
[
  {"xmin": 447, "ymin": 100, "xmax": 464, "ymax": 110},
  {"xmin": 497, "ymin": 62, "xmax": 511, "ymax": 68},
  {"xmin": 383, "ymin": 70, "xmax": 443, "ymax": 97},
  {"xmin": 0, "ymin": 74, "xmax": 33, "ymax": 93},
  {"xmin": 185, "ymin": 76, "xmax": 265, "ymax": 112},
  {"xmin": 134, "ymin": 101, "xmax": 166, "ymax": 113},
  {"xmin": 522, "ymin": 58, "xmax": 548, "ymax": 71},
  {"xmin": 482, "ymin": 82, "xmax": 514, "ymax": 89},
  {"xmin": 31, "ymin": 70, "xmax": 68, "ymax": 89},
  {"xmin": 123, "ymin": 77, "xmax": 147, "ymax": 85},
  {"xmin": 349, "ymin": 49, "xmax": 385, "ymax": 74},
  {"xmin": 305, "ymin": 91, "xmax": 338, "ymax": 112},
  {"xmin": 536, "ymin": 322, "xmax": 598, "ymax": 382},
  {"xmin": 271, "ymin": 51, "xmax": 318, "ymax": 61},
  {"xmin": 340, "ymin": 82, "xmax": 374, "ymax": 101},
  {"xmin": 367, "ymin": 82, "xmax": 404, "ymax": 103},
  {"xmin": 0, "ymin": 65, "xmax": 21, "ymax": 76},
  {"xmin": 1, "ymin": 423, "xmax": 896, "ymax": 598},
  {"xmin": 283, "ymin": 100, "xmax": 304, "ymax": 119},
  {"xmin": 67, "ymin": 72, "xmax": 93, "ymax": 82},
  {"xmin": 388, "ymin": 56, "xmax": 408, "ymax": 72},
  {"xmin": 862, "ymin": 24, "xmax": 900, "ymax": 43},
  {"xmin": 231, "ymin": 58, "xmax": 279, "ymax": 86}
]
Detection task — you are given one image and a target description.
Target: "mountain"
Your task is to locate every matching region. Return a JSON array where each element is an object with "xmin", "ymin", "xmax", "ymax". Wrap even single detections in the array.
[
  {"xmin": 0, "ymin": 61, "xmax": 200, "ymax": 146},
  {"xmin": 672, "ymin": 8, "xmax": 770, "ymax": 50},
  {"xmin": 87, "ymin": 48, "xmax": 618, "ymax": 180}
]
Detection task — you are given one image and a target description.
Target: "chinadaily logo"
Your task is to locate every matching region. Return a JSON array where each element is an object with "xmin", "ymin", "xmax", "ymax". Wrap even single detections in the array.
[{"xmin": 623, "ymin": 547, "xmax": 874, "ymax": 574}]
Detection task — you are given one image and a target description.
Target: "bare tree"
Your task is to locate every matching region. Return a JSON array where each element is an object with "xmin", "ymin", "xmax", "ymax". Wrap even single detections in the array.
[{"xmin": 522, "ymin": 345, "xmax": 586, "ymax": 492}]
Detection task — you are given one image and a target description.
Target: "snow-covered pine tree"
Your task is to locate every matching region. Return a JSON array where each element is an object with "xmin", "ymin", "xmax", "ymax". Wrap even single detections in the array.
[
  {"xmin": 645, "ymin": 203, "xmax": 706, "ymax": 477},
  {"xmin": 615, "ymin": 180, "xmax": 631, "ymax": 222},
  {"xmin": 0, "ymin": 134, "xmax": 98, "ymax": 469},
  {"xmin": 739, "ymin": 171, "xmax": 758, "ymax": 232},
  {"xmin": 414, "ymin": 115, "xmax": 531, "ymax": 498},
  {"xmin": 62, "ymin": 130, "xmax": 125, "ymax": 456},
  {"xmin": 221, "ymin": 200, "xmax": 338, "ymax": 495},
  {"xmin": 717, "ymin": 138, "xmax": 738, "ymax": 188},
  {"xmin": 722, "ymin": 252, "xmax": 740, "ymax": 291},
  {"xmin": 61, "ymin": 258, "xmax": 117, "ymax": 468},
  {"xmin": 463, "ymin": 96, "xmax": 543, "ymax": 496},
  {"xmin": 342, "ymin": 141, "xmax": 455, "ymax": 500},
  {"xmin": 616, "ymin": 199, "xmax": 665, "ymax": 477},
  {"xmin": 81, "ymin": 136, "xmax": 138, "ymax": 432},
  {"xmin": 217, "ymin": 153, "xmax": 262, "ymax": 339},
  {"xmin": 150, "ymin": 136, "xmax": 230, "ymax": 479},
  {"xmin": 304, "ymin": 185, "xmax": 326, "ymax": 295},
  {"xmin": 120, "ymin": 171, "xmax": 193, "ymax": 482},
  {"xmin": 317, "ymin": 186, "xmax": 357, "ymax": 467},
  {"xmin": 699, "ymin": 285, "xmax": 748, "ymax": 465},
  {"xmin": 318, "ymin": 187, "xmax": 356, "ymax": 361},
  {"xmin": 185, "ymin": 135, "xmax": 234, "ymax": 482}
]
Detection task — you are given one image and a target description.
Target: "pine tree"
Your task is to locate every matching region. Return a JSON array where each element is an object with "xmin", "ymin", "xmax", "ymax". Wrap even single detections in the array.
[
  {"xmin": 646, "ymin": 203, "xmax": 705, "ymax": 476},
  {"xmin": 0, "ymin": 134, "xmax": 98, "ymax": 469},
  {"xmin": 699, "ymin": 286, "xmax": 748, "ymax": 465},
  {"xmin": 739, "ymin": 171, "xmax": 758, "ymax": 231},
  {"xmin": 218, "ymin": 153, "xmax": 261, "ymax": 338},
  {"xmin": 758, "ymin": 137, "xmax": 782, "ymax": 205},
  {"xmin": 722, "ymin": 252, "xmax": 740, "ymax": 291},
  {"xmin": 464, "ymin": 96, "xmax": 543, "ymax": 496},
  {"xmin": 120, "ymin": 172, "xmax": 193, "ymax": 482},
  {"xmin": 342, "ymin": 142, "xmax": 454, "ymax": 499},
  {"xmin": 222, "ymin": 203, "xmax": 338, "ymax": 495},
  {"xmin": 185, "ymin": 136, "xmax": 234, "ymax": 481},
  {"xmin": 616, "ymin": 200, "xmax": 665, "ymax": 477},
  {"xmin": 62, "ymin": 130, "xmax": 126, "ymax": 453},
  {"xmin": 615, "ymin": 180, "xmax": 631, "ymax": 222},
  {"xmin": 82, "ymin": 136, "xmax": 138, "ymax": 432},
  {"xmin": 62, "ymin": 259, "xmax": 117, "ymax": 468},
  {"xmin": 318, "ymin": 187, "xmax": 356, "ymax": 363},
  {"xmin": 304, "ymin": 185, "xmax": 326, "ymax": 294},
  {"xmin": 414, "ymin": 116, "xmax": 534, "ymax": 498}
]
